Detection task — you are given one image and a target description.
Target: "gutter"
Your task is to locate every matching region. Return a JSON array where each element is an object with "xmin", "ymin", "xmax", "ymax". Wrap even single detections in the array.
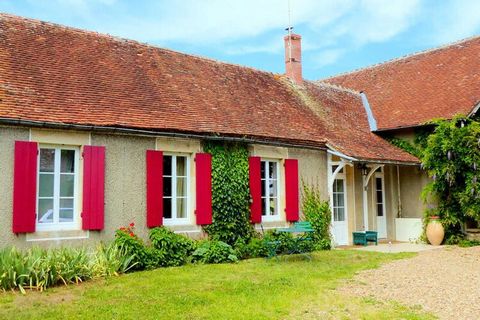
[
  {"xmin": 0, "ymin": 118, "xmax": 327, "ymax": 151},
  {"xmin": 326, "ymin": 144, "xmax": 419, "ymax": 166}
]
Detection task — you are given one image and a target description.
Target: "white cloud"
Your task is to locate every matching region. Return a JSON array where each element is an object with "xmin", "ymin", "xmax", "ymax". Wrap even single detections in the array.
[
  {"xmin": 311, "ymin": 49, "xmax": 346, "ymax": 68},
  {"xmin": 428, "ymin": 0, "xmax": 480, "ymax": 44}
]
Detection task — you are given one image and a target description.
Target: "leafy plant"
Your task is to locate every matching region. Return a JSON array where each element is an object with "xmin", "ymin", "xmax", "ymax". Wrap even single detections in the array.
[
  {"xmin": 90, "ymin": 243, "xmax": 136, "ymax": 277},
  {"xmin": 202, "ymin": 141, "xmax": 254, "ymax": 245},
  {"xmin": 114, "ymin": 222, "xmax": 155, "ymax": 270},
  {"xmin": 149, "ymin": 227, "xmax": 196, "ymax": 267},
  {"xmin": 191, "ymin": 240, "xmax": 238, "ymax": 264},
  {"xmin": 420, "ymin": 116, "xmax": 480, "ymax": 232},
  {"xmin": 234, "ymin": 236, "xmax": 268, "ymax": 259},
  {"xmin": 302, "ymin": 183, "xmax": 332, "ymax": 250}
]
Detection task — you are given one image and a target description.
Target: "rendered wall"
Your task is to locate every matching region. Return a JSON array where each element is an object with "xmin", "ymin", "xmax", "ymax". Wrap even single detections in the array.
[{"xmin": 0, "ymin": 125, "xmax": 330, "ymax": 247}]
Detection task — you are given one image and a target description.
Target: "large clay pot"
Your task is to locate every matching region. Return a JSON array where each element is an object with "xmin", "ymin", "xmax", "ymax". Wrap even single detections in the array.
[{"xmin": 426, "ymin": 216, "xmax": 444, "ymax": 246}]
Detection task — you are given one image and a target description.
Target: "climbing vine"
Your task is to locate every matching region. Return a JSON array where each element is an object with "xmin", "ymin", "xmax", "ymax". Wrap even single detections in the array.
[
  {"xmin": 391, "ymin": 116, "xmax": 480, "ymax": 236},
  {"xmin": 421, "ymin": 116, "xmax": 480, "ymax": 230},
  {"xmin": 202, "ymin": 141, "xmax": 254, "ymax": 245}
]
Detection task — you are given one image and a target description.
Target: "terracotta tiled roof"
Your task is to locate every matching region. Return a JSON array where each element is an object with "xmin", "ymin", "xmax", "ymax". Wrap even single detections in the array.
[
  {"xmin": 0, "ymin": 13, "xmax": 417, "ymax": 164},
  {"xmin": 0, "ymin": 13, "xmax": 329, "ymax": 148},
  {"xmin": 322, "ymin": 36, "xmax": 480, "ymax": 131},
  {"xmin": 300, "ymin": 82, "xmax": 419, "ymax": 163}
]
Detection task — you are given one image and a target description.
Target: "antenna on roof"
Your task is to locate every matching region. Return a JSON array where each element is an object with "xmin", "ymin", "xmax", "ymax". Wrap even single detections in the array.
[{"xmin": 285, "ymin": 0, "xmax": 293, "ymax": 62}]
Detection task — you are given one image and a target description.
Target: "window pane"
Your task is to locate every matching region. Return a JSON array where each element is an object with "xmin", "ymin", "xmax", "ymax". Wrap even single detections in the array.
[
  {"xmin": 333, "ymin": 207, "xmax": 339, "ymax": 221},
  {"xmin": 176, "ymin": 177, "xmax": 187, "ymax": 197},
  {"xmin": 163, "ymin": 177, "xmax": 172, "ymax": 196},
  {"xmin": 377, "ymin": 191, "xmax": 383, "ymax": 203},
  {"xmin": 38, "ymin": 199, "xmax": 54, "ymax": 223},
  {"xmin": 176, "ymin": 156, "xmax": 186, "ymax": 176},
  {"xmin": 268, "ymin": 162, "xmax": 277, "ymax": 179},
  {"xmin": 376, "ymin": 177, "xmax": 382, "ymax": 190},
  {"xmin": 261, "ymin": 179, "xmax": 266, "ymax": 197},
  {"xmin": 40, "ymin": 149, "xmax": 55, "ymax": 172},
  {"xmin": 176, "ymin": 198, "xmax": 186, "ymax": 218},
  {"xmin": 260, "ymin": 161, "xmax": 266, "ymax": 179},
  {"xmin": 60, "ymin": 198, "xmax": 74, "ymax": 222},
  {"xmin": 163, "ymin": 156, "xmax": 172, "ymax": 176},
  {"xmin": 60, "ymin": 174, "xmax": 75, "ymax": 197},
  {"xmin": 336, "ymin": 180, "xmax": 344, "ymax": 192},
  {"xmin": 337, "ymin": 193, "xmax": 344, "ymax": 207},
  {"xmin": 261, "ymin": 197, "xmax": 266, "ymax": 216},
  {"xmin": 163, "ymin": 197, "xmax": 172, "ymax": 219},
  {"xmin": 269, "ymin": 197, "xmax": 277, "ymax": 216},
  {"xmin": 39, "ymin": 173, "xmax": 54, "ymax": 197},
  {"xmin": 61, "ymin": 150, "xmax": 75, "ymax": 173},
  {"xmin": 377, "ymin": 204, "xmax": 384, "ymax": 217},
  {"xmin": 337, "ymin": 207, "xmax": 345, "ymax": 221},
  {"xmin": 269, "ymin": 180, "xmax": 277, "ymax": 197}
]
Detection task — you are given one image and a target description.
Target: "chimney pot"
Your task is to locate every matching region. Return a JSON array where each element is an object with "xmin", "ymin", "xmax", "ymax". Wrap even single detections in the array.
[{"xmin": 284, "ymin": 33, "xmax": 302, "ymax": 84}]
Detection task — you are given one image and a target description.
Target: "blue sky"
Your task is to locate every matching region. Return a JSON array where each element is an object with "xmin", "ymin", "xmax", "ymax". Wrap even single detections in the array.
[{"xmin": 1, "ymin": 0, "xmax": 479, "ymax": 80}]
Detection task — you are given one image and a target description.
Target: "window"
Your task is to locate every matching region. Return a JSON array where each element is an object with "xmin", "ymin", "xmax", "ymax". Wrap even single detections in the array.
[
  {"xmin": 261, "ymin": 160, "xmax": 279, "ymax": 219},
  {"xmin": 163, "ymin": 155, "xmax": 189, "ymax": 223},
  {"xmin": 332, "ymin": 179, "xmax": 345, "ymax": 222},
  {"xmin": 376, "ymin": 177, "xmax": 384, "ymax": 217},
  {"xmin": 37, "ymin": 146, "xmax": 79, "ymax": 231}
]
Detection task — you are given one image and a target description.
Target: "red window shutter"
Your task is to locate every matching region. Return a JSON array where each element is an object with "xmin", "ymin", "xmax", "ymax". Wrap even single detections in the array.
[
  {"xmin": 285, "ymin": 159, "xmax": 299, "ymax": 222},
  {"xmin": 82, "ymin": 145, "xmax": 105, "ymax": 230},
  {"xmin": 146, "ymin": 150, "xmax": 163, "ymax": 228},
  {"xmin": 195, "ymin": 153, "xmax": 212, "ymax": 225},
  {"xmin": 249, "ymin": 156, "xmax": 262, "ymax": 223},
  {"xmin": 12, "ymin": 141, "xmax": 38, "ymax": 233}
]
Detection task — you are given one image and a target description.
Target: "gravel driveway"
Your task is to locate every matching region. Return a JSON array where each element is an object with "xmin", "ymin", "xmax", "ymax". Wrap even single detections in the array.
[{"xmin": 341, "ymin": 246, "xmax": 480, "ymax": 320}]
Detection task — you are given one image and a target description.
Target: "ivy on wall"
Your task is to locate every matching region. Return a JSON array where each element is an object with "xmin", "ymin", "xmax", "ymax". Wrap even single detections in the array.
[{"xmin": 202, "ymin": 141, "xmax": 254, "ymax": 245}]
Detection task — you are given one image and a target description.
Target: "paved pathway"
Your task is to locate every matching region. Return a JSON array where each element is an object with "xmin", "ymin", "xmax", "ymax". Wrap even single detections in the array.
[
  {"xmin": 341, "ymin": 246, "xmax": 480, "ymax": 320},
  {"xmin": 353, "ymin": 242, "xmax": 443, "ymax": 253}
]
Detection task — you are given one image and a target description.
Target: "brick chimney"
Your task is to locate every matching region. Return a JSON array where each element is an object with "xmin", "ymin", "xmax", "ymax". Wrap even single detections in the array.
[{"xmin": 284, "ymin": 33, "xmax": 302, "ymax": 84}]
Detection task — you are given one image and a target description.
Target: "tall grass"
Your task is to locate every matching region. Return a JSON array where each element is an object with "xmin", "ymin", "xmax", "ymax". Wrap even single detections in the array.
[{"xmin": 0, "ymin": 243, "xmax": 135, "ymax": 293}]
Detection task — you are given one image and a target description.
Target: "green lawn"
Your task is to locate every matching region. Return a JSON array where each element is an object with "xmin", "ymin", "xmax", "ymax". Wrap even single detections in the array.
[{"xmin": 0, "ymin": 250, "xmax": 435, "ymax": 320}]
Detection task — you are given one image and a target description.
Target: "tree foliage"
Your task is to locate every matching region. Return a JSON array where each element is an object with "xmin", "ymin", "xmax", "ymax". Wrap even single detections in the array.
[{"xmin": 420, "ymin": 116, "xmax": 480, "ymax": 229}]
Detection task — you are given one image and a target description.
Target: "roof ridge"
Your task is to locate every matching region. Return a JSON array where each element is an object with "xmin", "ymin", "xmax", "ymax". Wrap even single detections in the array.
[
  {"xmin": 0, "ymin": 12, "xmax": 277, "ymax": 77},
  {"xmin": 310, "ymin": 80, "xmax": 361, "ymax": 96},
  {"xmin": 319, "ymin": 34, "xmax": 480, "ymax": 81}
]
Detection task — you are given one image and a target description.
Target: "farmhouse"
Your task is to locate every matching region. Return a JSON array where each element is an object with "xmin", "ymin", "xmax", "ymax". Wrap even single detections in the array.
[{"xmin": 0, "ymin": 13, "xmax": 478, "ymax": 246}]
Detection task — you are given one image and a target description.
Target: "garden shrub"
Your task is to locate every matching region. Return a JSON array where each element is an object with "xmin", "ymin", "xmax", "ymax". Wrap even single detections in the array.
[
  {"xmin": 114, "ymin": 222, "xmax": 156, "ymax": 270},
  {"xmin": 234, "ymin": 236, "xmax": 268, "ymax": 259},
  {"xmin": 302, "ymin": 183, "xmax": 332, "ymax": 250},
  {"xmin": 458, "ymin": 239, "xmax": 480, "ymax": 247},
  {"xmin": 191, "ymin": 240, "xmax": 238, "ymax": 264},
  {"xmin": 202, "ymin": 141, "xmax": 254, "ymax": 245},
  {"xmin": 149, "ymin": 227, "xmax": 196, "ymax": 267}
]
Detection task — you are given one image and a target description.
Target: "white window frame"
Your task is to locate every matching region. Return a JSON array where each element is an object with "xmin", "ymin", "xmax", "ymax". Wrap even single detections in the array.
[
  {"xmin": 374, "ymin": 168, "xmax": 386, "ymax": 218},
  {"xmin": 36, "ymin": 145, "xmax": 80, "ymax": 232},
  {"xmin": 163, "ymin": 154, "xmax": 191, "ymax": 225},
  {"xmin": 332, "ymin": 171, "xmax": 347, "ymax": 222},
  {"xmin": 261, "ymin": 159, "xmax": 281, "ymax": 222}
]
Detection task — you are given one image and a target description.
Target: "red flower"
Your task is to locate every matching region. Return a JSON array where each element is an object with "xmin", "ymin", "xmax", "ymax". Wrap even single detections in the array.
[
  {"xmin": 119, "ymin": 227, "xmax": 126, "ymax": 231},
  {"xmin": 129, "ymin": 232, "xmax": 134, "ymax": 237},
  {"xmin": 129, "ymin": 222, "xmax": 135, "ymax": 227}
]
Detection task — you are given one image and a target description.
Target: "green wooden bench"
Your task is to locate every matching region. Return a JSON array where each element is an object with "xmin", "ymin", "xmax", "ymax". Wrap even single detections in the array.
[
  {"xmin": 277, "ymin": 221, "xmax": 315, "ymax": 259},
  {"xmin": 352, "ymin": 231, "xmax": 378, "ymax": 246}
]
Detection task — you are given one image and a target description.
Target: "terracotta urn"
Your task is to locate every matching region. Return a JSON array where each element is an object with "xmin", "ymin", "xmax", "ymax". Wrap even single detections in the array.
[{"xmin": 426, "ymin": 216, "xmax": 444, "ymax": 246}]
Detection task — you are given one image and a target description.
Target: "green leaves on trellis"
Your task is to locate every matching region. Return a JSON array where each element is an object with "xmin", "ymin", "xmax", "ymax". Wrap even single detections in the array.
[
  {"xmin": 202, "ymin": 141, "xmax": 254, "ymax": 245},
  {"xmin": 421, "ymin": 116, "xmax": 480, "ymax": 228}
]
